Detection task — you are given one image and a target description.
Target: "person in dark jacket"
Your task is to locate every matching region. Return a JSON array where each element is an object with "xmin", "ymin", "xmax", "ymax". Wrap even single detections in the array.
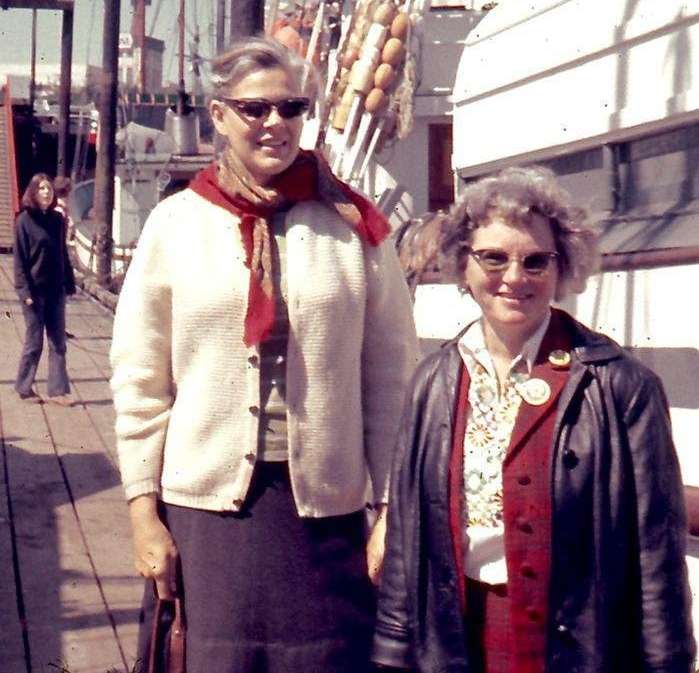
[
  {"xmin": 373, "ymin": 166, "xmax": 695, "ymax": 673},
  {"xmin": 13, "ymin": 172, "xmax": 76, "ymax": 406}
]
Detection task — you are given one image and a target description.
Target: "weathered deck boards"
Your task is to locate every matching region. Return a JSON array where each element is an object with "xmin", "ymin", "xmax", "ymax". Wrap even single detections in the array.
[{"xmin": 0, "ymin": 253, "xmax": 142, "ymax": 673}]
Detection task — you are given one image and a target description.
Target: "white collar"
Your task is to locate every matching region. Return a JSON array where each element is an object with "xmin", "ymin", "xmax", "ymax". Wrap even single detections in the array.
[{"xmin": 457, "ymin": 311, "xmax": 551, "ymax": 379}]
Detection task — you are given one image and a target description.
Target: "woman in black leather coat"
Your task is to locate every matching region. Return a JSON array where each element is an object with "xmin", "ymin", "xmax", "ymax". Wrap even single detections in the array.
[{"xmin": 373, "ymin": 166, "xmax": 695, "ymax": 673}]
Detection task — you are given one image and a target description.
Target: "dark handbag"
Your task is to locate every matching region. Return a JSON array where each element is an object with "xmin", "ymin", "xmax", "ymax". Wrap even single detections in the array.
[{"xmin": 147, "ymin": 597, "xmax": 186, "ymax": 673}]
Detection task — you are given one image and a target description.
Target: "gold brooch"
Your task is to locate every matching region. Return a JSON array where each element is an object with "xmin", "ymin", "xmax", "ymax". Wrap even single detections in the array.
[
  {"xmin": 548, "ymin": 349, "xmax": 571, "ymax": 369},
  {"xmin": 516, "ymin": 378, "xmax": 551, "ymax": 406}
]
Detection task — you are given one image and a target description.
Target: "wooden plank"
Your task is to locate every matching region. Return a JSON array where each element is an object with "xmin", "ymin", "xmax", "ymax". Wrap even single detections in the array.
[
  {"xmin": 57, "ymin": 295, "xmax": 141, "ymax": 672},
  {"xmin": 63, "ymin": 295, "xmax": 119, "ymax": 467},
  {"xmin": 0, "ymin": 421, "xmax": 28, "ymax": 672},
  {"xmin": 44, "ymin": 348, "xmax": 142, "ymax": 669},
  {"xmin": 2, "ymin": 381, "xmax": 127, "ymax": 672},
  {"xmin": 0, "ymin": 254, "xmax": 137, "ymax": 672},
  {"xmin": 2, "ymin": 356, "xmax": 125, "ymax": 673},
  {"xmin": 0, "ymin": 267, "xmax": 27, "ymax": 670}
]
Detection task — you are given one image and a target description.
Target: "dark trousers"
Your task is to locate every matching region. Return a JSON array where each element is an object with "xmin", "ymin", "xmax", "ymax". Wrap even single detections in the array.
[{"xmin": 15, "ymin": 292, "xmax": 70, "ymax": 397}]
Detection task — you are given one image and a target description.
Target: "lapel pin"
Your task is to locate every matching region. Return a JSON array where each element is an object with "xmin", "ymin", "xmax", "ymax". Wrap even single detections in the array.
[
  {"xmin": 516, "ymin": 378, "xmax": 551, "ymax": 406},
  {"xmin": 548, "ymin": 349, "xmax": 571, "ymax": 369}
]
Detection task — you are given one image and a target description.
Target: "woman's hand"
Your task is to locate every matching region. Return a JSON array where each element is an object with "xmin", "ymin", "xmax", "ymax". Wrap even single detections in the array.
[
  {"xmin": 129, "ymin": 494, "xmax": 179, "ymax": 599},
  {"xmin": 367, "ymin": 504, "xmax": 388, "ymax": 585}
]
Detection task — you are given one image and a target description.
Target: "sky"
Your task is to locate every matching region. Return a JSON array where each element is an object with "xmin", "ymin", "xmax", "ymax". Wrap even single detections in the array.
[{"xmin": 0, "ymin": 0, "xmax": 219, "ymax": 86}]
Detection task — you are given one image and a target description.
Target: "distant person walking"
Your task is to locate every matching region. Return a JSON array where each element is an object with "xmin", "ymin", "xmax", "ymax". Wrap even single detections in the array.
[{"xmin": 13, "ymin": 173, "xmax": 75, "ymax": 406}]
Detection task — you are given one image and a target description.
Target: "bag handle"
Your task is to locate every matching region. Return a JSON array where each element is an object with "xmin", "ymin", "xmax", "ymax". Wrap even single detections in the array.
[
  {"xmin": 169, "ymin": 598, "xmax": 186, "ymax": 673},
  {"xmin": 147, "ymin": 596, "xmax": 186, "ymax": 673}
]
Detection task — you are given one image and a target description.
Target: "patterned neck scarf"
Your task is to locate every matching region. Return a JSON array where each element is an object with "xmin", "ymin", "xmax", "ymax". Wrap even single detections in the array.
[{"xmin": 189, "ymin": 148, "xmax": 390, "ymax": 346}]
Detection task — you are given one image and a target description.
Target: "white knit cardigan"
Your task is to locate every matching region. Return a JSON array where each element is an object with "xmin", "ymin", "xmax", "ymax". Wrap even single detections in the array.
[{"xmin": 110, "ymin": 188, "xmax": 420, "ymax": 517}]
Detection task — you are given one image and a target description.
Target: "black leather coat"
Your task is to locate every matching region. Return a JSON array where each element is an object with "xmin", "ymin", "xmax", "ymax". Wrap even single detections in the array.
[{"xmin": 373, "ymin": 314, "xmax": 695, "ymax": 673}]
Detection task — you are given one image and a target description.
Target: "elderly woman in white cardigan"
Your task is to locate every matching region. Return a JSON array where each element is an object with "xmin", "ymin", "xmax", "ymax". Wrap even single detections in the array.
[{"xmin": 110, "ymin": 37, "xmax": 419, "ymax": 673}]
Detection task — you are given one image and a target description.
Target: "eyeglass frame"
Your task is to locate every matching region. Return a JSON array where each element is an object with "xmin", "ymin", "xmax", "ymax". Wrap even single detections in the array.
[
  {"xmin": 466, "ymin": 247, "xmax": 560, "ymax": 276},
  {"xmin": 219, "ymin": 96, "xmax": 311, "ymax": 121}
]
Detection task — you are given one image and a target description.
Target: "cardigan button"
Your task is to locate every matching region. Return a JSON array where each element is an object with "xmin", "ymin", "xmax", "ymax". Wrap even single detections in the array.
[
  {"xmin": 232, "ymin": 498, "xmax": 244, "ymax": 508},
  {"xmin": 517, "ymin": 475, "xmax": 531, "ymax": 486},
  {"xmin": 516, "ymin": 517, "xmax": 533, "ymax": 534},
  {"xmin": 248, "ymin": 355, "xmax": 259, "ymax": 366},
  {"xmin": 248, "ymin": 405, "xmax": 260, "ymax": 416},
  {"xmin": 244, "ymin": 452, "xmax": 256, "ymax": 463},
  {"xmin": 520, "ymin": 563, "xmax": 536, "ymax": 578},
  {"xmin": 525, "ymin": 606, "xmax": 541, "ymax": 622}
]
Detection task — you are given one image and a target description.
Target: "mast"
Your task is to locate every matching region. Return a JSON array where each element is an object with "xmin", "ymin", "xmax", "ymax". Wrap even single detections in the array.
[
  {"xmin": 94, "ymin": 0, "xmax": 121, "ymax": 289},
  {"xmin": 56, "ymin": 3, "xmax": 73, "ymax": 177},
  {"xmin": 216, "ymin": 0, "xmax": 226, "ymax": 53},
  {"xmin": 230, "ymin": 0, "xmax": 264, "ymax": 41},
  {"xmin": 178, "ymin": 0, "xmax": 186, "ymax": 114},
  {"xmin": 148, "ymin": 0, "xmax": 165, "ymax": 35},
  {"xmin": 29, "ymin": 9, "xmax": 37, "ymax": 116},
  {"xmin": 131, "ymin": 0, "xmax": 147, "ymax": 92}
]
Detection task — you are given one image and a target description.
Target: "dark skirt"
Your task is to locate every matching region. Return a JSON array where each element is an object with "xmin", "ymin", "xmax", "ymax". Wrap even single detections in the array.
[
  {"xmin": 137, "ymin": 462, "xmax": 376, "ymax": 673},
  {"xmin": 464, "ymin": 578, "xmax": 512, "ymax": 673}
]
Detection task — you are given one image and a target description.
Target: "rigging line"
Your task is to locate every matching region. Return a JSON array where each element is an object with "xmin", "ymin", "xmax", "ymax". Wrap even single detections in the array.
[
  {"xmin": 148, "ymin": 0, "xmax": 166, "ymax": 36},
  {"xmin": 165, "ymin": 12, "xmax": 180, "ymax": 83},
  {"xmin": 199, "ymin": 0, "xmax": 214, "ymax": 58},
  {"xmin": 84, "ymin": 0, "xmax": 97, "ymax": 64},
  {"xmin": 183, "ymin": 0, "xmax": 200, "ymax": 40},
  {"xmin": 205, "ymin": 3, "xmax": 216, "ymax": 58},
  {"xmin": 186, "ymin": 18, "xmax": 200, "ymax": 39}
]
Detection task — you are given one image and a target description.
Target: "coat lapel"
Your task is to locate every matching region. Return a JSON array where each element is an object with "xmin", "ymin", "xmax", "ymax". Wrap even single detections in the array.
[
  {"xmin": 504, "ymin": 313, "xmax": 573, "ymax": 467},
  {"xmin": 448, "ymin": 360, "xmax": 470, "ymax": 609}
]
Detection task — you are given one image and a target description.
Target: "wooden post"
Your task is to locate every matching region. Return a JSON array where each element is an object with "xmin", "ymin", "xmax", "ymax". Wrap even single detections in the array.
[
  {"xmin": 132, "ymin": 0, "xmax": 147, "ymax": 92},
  {"xmin": 230, "ymin": 0, "xmax": 264, "ymax": 41},
  {"xmin": 216, "ymin": 0, "xmax": 226, "ymax": 53},
  {"xmin": 56, "ymin": 5, "xmax": 73, "ymax": 177},
  {"xmin": 177, "ymin": 0, "xmax": 186, "ymax": 114},
  {"xmin": 29, "ymin": 9, "xmax": 37, "ymax": 116},
  {"xmin": 93, "ymin": 0, "xmax": 121, "ymax": 289}
]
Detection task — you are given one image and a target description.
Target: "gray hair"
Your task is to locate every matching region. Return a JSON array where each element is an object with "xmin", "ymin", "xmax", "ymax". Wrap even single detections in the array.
[
  {"xmin": 439, "ymin": 165, "xmax": 599, "ymax": 300},
  {"xmin": 210, "ymin": 35, "xmax": 318, "ymax": 106}
]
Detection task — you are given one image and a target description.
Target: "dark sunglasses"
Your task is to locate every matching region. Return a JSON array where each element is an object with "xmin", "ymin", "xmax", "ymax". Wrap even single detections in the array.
[
  {"xmin": 222, "ymin": 97, "xmax": 310, "ymax": 120},
  {"xmin": 467, "ymin": 248, "xmax": 559, "ymax": 275}
]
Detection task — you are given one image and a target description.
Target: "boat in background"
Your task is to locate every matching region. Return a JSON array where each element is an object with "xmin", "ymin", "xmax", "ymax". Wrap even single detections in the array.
[{"xmin": 70, "ymin": 118, "xmax": 213, "ymax": 281}]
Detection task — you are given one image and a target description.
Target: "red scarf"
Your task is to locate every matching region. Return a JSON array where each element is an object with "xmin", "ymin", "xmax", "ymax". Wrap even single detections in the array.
[{"xmin": 189, "ymin": 149, "xmax": 390, "ymax": 346}]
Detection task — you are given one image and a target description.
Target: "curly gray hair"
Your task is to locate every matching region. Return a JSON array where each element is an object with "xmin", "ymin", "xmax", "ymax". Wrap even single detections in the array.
[
  {"xmin": 209, "ymin": 35, "xmax": 319, "ymax": 107},
  {"xmin": 439, "ymin": 165, "xmax": 599, "ymax": 300}
]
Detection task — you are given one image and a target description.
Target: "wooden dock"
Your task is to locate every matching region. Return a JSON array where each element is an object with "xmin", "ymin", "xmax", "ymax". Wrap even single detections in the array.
[{"xmin": 0, "ymin": 253, "xmax": 142, "ymax": 673}]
